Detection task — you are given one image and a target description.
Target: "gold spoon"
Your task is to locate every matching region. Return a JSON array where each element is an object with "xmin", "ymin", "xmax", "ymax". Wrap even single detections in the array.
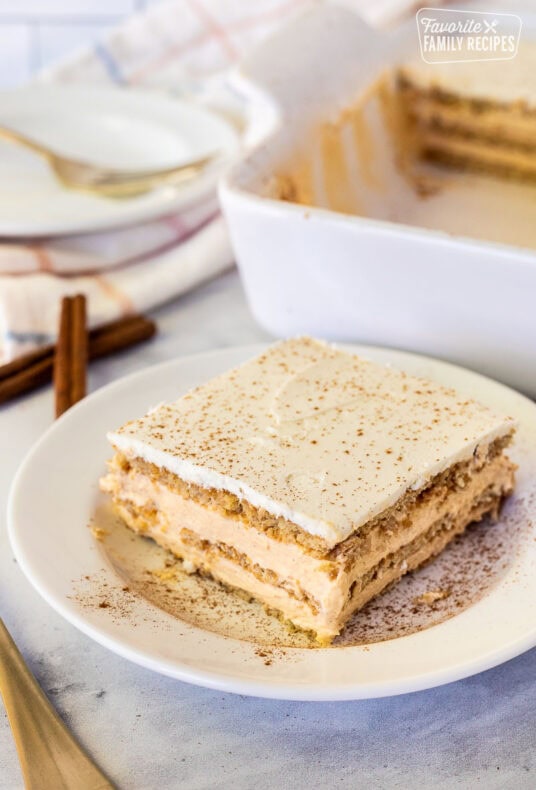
[
  {"xmin": 0, "ymin": 124, "xmax": 215, "ymax": 198},
  {"xmin": 0, "ymin": 617, "xmax": 115, "ymax": 789}
]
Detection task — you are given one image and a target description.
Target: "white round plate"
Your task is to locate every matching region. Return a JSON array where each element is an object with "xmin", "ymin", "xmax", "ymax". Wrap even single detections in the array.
[
  {"xmin": 0, "ymin": 85, "xmax": 239, "ymax": 237},
  {"xmin": 8, "ymin": 345, "xmax": 536, "ymax": 701}
]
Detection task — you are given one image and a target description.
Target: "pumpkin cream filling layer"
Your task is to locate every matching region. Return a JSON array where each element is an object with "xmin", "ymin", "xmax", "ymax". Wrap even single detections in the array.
[{"xmin": 101, "ymin": 443, "xmax": 515, "ymax": 643}]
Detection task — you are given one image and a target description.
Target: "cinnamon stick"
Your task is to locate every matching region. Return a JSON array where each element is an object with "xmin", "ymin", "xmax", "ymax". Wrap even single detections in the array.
[
  {"xmin": 0, "ymin": 314, "xmax": 156, "ymax": 407},
  {"xmin": 0, "ymin": 345, "xmax": 52, "ymax": 382},
  {"xmin": 54, "ymin": 295, "xmax": 88, "ymax": 417},
  {"xmin": 87, "ymin": 315, "xmax": 156, "ymax": 359},
  {"xmin": 0, "ymin": 356, "xmax": 55, "ymax": 405},
  {"xmin": 70, "ymin": 294, "xmax": 87, "ymax": 407}
]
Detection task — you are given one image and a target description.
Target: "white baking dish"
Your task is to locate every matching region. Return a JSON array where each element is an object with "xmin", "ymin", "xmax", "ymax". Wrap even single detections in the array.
[{"xmin": 220, "ymin": 3, "xmax": 536, "ymax": 396}]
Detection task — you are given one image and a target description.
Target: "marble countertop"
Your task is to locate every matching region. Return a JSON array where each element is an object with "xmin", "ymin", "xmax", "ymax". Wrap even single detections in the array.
[{"xmin": 1, "ymin": 271, "xmax": 535, "ymax": 790}]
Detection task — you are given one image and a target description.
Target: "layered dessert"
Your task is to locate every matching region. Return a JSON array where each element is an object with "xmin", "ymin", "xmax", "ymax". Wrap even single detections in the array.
[
  {"xmin": 398, "ymin": 44, "xmax": 536, "ymax": 180},
  {"xmin": 275, "ymin": 45, "xmax": 536, "ymax": 218},
  {"xmin": 100, "ymin": 338, "xmax": 516, "ymax": 643}
]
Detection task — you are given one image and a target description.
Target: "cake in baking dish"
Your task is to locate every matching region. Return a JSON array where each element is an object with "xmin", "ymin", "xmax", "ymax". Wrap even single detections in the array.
[{"xmin": 398, "ymin": 43, "xmax": 536, "ymax": 180}]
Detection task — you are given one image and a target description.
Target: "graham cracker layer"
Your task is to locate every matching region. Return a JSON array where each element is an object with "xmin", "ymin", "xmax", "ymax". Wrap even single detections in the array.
[
  {"xmin": 110, "ymin": 433, "xmax": 512, "ymax": 557},
  {"xmin": 396, "ymin": 75, "xmax": 536, "ymax": 118},
  {"xmin": 423, "ymin": 147, "xmax": 536, "ymax": 183}
]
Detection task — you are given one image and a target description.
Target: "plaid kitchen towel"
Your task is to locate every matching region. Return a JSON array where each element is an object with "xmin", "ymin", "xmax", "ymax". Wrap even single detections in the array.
[
  {"xmin": 0, "ymin": 0, "xmax": 318, "ymax": 362},
  {"xmin": 0, "ymin": 0, "xmax": 417, "ymax": 363}
]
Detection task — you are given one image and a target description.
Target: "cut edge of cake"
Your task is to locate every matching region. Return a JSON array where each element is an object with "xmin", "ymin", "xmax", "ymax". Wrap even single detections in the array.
[{"xmin": 397, "ymin": 46, "xmax": 536, "ymax": 181}]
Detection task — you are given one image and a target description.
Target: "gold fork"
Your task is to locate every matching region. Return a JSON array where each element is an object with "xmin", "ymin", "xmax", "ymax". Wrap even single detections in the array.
[
  {"xmin": 0, "ymin": 124, "xmax": 215, "ymax": 198},
  {"xmin": 0, "ymin": 618, "xmax": 115, "ymax": 789}
]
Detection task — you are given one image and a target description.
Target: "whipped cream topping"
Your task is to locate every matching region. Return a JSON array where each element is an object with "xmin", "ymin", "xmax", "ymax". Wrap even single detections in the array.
[{"xmin": 108, "ymin": 338, "xmax": 515, "ymax": 546}]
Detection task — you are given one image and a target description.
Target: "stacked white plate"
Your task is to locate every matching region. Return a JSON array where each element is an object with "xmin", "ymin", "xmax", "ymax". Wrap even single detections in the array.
[{"xmin": 0, "ymin": 85, "xmax": 239, "ymax": 238}]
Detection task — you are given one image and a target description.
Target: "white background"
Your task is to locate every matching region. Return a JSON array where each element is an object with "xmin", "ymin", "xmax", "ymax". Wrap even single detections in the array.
[{"xmin": 0, "ymin": 0, "xmax": 163, "ymax": 87}]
